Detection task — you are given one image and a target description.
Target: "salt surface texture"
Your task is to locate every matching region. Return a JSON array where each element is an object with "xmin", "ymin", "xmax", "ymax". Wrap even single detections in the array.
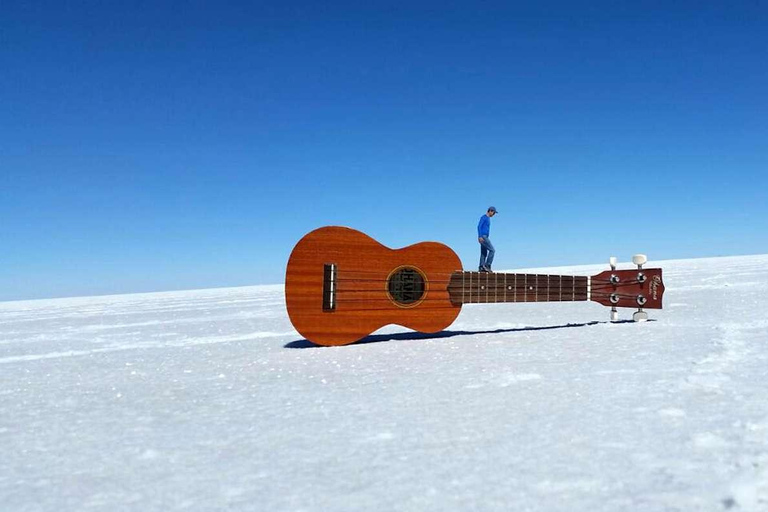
[{"xmin": 1, "ymin": 255, "xmax": 767, "ymax": 511}]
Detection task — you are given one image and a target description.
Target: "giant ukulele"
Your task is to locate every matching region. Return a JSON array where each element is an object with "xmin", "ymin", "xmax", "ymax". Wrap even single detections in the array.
[{"xmin": 285, "ymin": 226, "xmax": 665, "ymax": 346}]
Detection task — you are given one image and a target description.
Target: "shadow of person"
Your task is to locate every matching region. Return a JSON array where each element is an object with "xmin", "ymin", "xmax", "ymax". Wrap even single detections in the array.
[{"xmin": 284, "ymin": 319, "xmax": 643, "ymax": 349}]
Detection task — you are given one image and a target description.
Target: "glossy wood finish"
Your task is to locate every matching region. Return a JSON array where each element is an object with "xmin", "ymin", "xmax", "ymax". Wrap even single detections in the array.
[
  {"xmin": 285, "ymin": 226, "xmax": 462, "ymax": 346},
  {"xmin": 589, "ymin": 268, "xmax": 665, "ymax": 309},
  {"xmin": 286, "ymin": 227, "xmax": 666, "ymax": 346}
]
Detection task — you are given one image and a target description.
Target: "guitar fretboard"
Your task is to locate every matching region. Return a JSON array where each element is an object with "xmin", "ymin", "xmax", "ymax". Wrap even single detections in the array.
[{"xmin": 447, "ymin": 272, "xmax": 589, "ymax": 305}]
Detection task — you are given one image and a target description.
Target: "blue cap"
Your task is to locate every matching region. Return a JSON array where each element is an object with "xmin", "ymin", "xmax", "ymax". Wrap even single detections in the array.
[{"xmin": 488, "ymin": 206, "xmax": 498, "ymax": 213}]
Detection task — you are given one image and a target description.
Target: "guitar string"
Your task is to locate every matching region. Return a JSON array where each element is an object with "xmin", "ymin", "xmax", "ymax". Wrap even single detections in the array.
[
  {"xmin": 300, "ymin": 268, "xmax": 648, "ymax": 284},
  {"xmin": 329, "ymin": 280, "xmax": 641, "ymax": 288},
  {"xmin": 298, "ymin": 284, "xmax": 639, "ymax": 296},
  {"xmin": 328, "ymin": 270, "xmax": 656, "ymax": 282},
  {"xmin": 293, "ymin": 291, "xmax": 640, "ymax": 302},
  {"xmin": 324, "ymin": 294, "xmax": 643, "ymax": 304},
  {"xmin": 333, "ymin": 281, "xmax": 627, "ymax": 290},
  {"xmin": 330, "ymin": 274, "xmax": 643, "ymax": 284},
  {"xmin": 329, "ymin": 270, "xmax": 646, "ymax": 280},
  {"xmin": 333, "ymin": 278, "xmax": 636, "ymax": 285},
  {"xmin": 310, "ymin": 283, "xmax": 639, "ymax": 296},
  {"xmin": 332, "ymin": 277, "xmax": 626, "ymax": 285},
  {"xmin": 330, "ymin": 268, "xmax": 655, "ymax": 275},
  {"xmin": 326, "ymin": 298, "xmax": 593, "ymax": 303},
  {"xmin": 319, "ymin": 301, "xmax": 642, "ymax": 311}
]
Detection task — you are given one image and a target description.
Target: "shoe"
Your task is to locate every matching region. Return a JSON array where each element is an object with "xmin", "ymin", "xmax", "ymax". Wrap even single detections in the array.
[
  {"xmin": 479, "ymin": 265, "xmax": 492, "ymax": 272},
  {"xmin": 478, "ymin": 266, "xmax": 488, "ymax": 272}
]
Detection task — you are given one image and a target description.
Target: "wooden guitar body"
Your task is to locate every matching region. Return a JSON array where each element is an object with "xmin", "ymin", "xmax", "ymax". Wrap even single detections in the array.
[
  {"xmin": 285, "ymin": 226, "xmax": 462, "ymax": 346},
  {"xmin": 286, "ymin": 226, "xmax": 665, "ymax": 346}
]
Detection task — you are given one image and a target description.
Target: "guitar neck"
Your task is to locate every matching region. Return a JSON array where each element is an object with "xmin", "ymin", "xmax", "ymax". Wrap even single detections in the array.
[{"xmin": 447, "ymin": 271, "xmax": 589, "ymax": 305}]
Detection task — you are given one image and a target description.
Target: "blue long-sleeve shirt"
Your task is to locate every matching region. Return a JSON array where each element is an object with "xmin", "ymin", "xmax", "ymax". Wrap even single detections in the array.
[{"xmin": 477, "ymin": 214, "xmax": 490, "ymax": 237}]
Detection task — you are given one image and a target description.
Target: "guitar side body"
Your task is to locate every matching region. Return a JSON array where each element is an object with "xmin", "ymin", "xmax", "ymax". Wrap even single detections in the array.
[{"xmin": 285, "ymin": 226, "xmax": 462, "ymax": 346}]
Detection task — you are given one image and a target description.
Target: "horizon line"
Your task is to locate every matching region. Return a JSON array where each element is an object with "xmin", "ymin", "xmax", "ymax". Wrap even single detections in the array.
[{"xmin": 2, "ymin": 252, "xmax": 766, "ymax": 305}]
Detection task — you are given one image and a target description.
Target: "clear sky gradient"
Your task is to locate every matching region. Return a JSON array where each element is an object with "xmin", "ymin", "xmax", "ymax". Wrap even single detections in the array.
[{"xmin": 2, "ymin": 1, "xmax": 767, "ymax": 301}]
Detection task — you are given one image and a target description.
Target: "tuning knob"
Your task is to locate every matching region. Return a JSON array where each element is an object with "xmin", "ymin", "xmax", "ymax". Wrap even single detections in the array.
[
  {"xmin": 633, "ymin": 309, "xmax": 648, "ymax": 322},
  {"xmin": 632, "ymin": 254, "xmax": 647, "ymax": 269},
  {"xmin": 610, "ymin": 307, "xmax": 619, "ymax": 322},
  {"xmin": 609, "ymin": 256, "xmax": 617, "ymax": 270}
]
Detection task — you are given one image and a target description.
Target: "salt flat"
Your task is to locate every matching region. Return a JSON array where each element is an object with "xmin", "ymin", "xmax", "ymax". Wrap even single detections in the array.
[{"xmin": 1, "ymin": 255, "xmax": 767, "ymax": 511}]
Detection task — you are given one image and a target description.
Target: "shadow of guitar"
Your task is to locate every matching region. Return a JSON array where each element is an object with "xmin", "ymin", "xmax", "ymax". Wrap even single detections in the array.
[{"xmin": 284, "ymin": 319, "xmax": 647, "ymax": 349}]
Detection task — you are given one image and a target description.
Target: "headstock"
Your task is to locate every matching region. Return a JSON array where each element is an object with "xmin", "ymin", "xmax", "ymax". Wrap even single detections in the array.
[{"xmin": 590, "ymin": 254, "xmax": 665, "ymax": 322}]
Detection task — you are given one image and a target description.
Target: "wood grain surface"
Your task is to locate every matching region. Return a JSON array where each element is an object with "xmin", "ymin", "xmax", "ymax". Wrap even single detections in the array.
[
  {"xmin": 285, "ymin": 227, "xmax": 665, "ymax": 346},
  {"xmin": 285, "ymin": 226, "xmax": 462, "ymax": 346}
]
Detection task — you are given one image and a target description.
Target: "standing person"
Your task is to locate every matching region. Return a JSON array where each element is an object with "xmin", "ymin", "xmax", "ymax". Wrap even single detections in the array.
[{"xmin": 477, "ymin": 206, "xmax": 497, "ymax": 272}]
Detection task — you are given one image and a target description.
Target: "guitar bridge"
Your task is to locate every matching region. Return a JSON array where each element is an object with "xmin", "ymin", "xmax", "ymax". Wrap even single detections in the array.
[{"xmin": 322, "ymin": 263, "xmax": 337, "ymax": 312}]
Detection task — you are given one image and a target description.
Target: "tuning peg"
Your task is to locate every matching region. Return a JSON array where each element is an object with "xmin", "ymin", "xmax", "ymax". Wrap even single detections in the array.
[
  {"xmin": 632, "ymin": 254, "xmax": 647, "ymax": 269},
  {"xmin": 610, "ymin": 307, "xmax": 619, "ymax": 322},
  {"xmin": 633, "ymin": 309, "xmax": 648, "ymax": 322},
  {"xmin": 609, "ymin": 256, "xmax": 617, "ymax": 270}
]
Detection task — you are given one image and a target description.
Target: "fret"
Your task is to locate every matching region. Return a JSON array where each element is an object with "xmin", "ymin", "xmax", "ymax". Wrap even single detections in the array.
[
  {"xmin": 468, "ymin": 271, "xmax": 472, "ymax": 302},
  {"xmin": 525, "ymin": 274, "xmax": 533, "ymax": 302},
  {"xmin": 488, "ymin": 272, "xmax": 493, "ymax": 302},
  {"xmin": 504, "ymin": 273, "xmax": 507, "ymax": 302},
  {"xmin": 514, "ymin": 274, "xmax": 517, "ymax": 302},
  {"xmin": 485, "ymin": 272, "xmax": 489, "ymax": 303},
  {"xmin": 540, "ymin": 275, "xmax": 545, "ymax": 302},
  {"xmin": 495, "ymin": 273, "xmax": 498, "ymax": 303},
  {"xmin": 525, "ymin": 274, "xmax": 536, "ymax": 302},
  {"xmin": 527, "ymin": 274, "xmax": 531, "ymax": 302},
  {"xmin": 477, "ymin": 272, "xmax": 483, "ymax": 303},
  {"xmin": 572, "ymin": 276, "xmax": 575, "ymax": 301},
  {"xmin": 575, "ymin": 276, "xmax": 589, "ymax": 301},
  {"xmin": 476, "ymin": 272, "xmax": 481, "ymax": 303},
  {"xmin": 535, "ymin": 274, "xmax": 538, "ymax": 302},
  {"xmin": 536, "ymin": 275, "xmax": 547, "ymax": 302},
  {"xmin": 560, "ymin": 275, "xmax": 573, "ymax": 302},
  {"xmin": 540, "ymin": 274, "xmax": 544, "ymax": 302},
  {"xmin": 523, "ymin": 274, "xmax": 527, "ymax": 302},
  {"xmin": 547, "ymin": 275, "xmax": 550, "ymax": 302},
  {"xmin": 469, "ymin": 271, "xmax": 473, "ymax": 304},
  {"xmin": 462, "ymin": 271, "xmax": 465, "ymax": 304},
  {"xmin": 519, "ymin": 274, "xmax": 526, "ymax": 303}
]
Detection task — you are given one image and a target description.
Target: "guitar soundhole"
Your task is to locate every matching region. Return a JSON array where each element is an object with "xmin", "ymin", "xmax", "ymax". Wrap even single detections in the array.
[{"xmin": 387, "ymin": 267, "xmax": 425, "ymax": 306}]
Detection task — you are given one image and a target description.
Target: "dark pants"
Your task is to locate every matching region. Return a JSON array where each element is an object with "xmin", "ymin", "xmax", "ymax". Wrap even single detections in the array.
[{"xmin": 479, "ymin": 236, "xmax": 495, "ymax": 269}]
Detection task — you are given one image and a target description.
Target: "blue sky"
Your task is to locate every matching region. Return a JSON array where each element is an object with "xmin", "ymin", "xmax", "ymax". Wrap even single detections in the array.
[{"xmin": 2, "ymin": 1, "xmax": 767, "ymax": 301}]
